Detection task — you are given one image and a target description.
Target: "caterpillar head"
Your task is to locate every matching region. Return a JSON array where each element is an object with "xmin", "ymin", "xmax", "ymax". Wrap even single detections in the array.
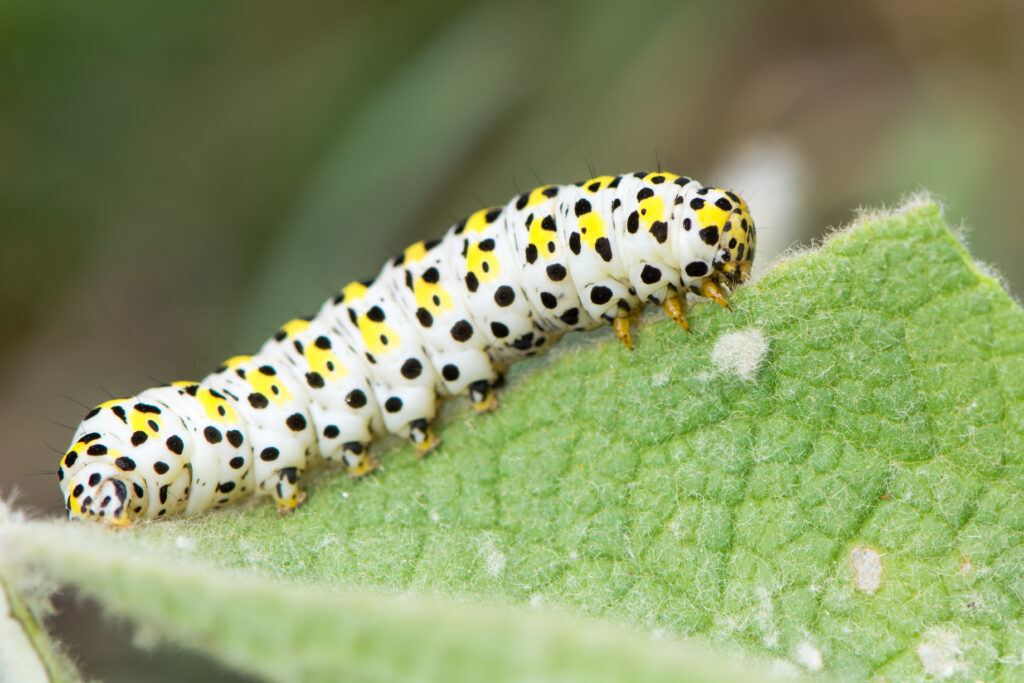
[
  {"xmin": 706, "ymin": 189, "xmax": 756, "ymax": 285},
  {"xmin": 64, "ymin": 461, "xmax": 147, "ymax": 528}
]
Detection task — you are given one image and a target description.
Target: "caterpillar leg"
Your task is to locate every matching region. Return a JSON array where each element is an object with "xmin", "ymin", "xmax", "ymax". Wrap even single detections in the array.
[
  {"xmin": 272, "ymin": 467, "xmax": 306, "ymax": 514},
  {"xmin": 700, "ymin": 281, "xmax": 731, "ymax": 310},
  {"xmin": 409, "ymin": 418, "xmax": 440, "ymax": 456},
  {"xmin": 613, "ymin": 315, "xmax": 635, "ymax": 350},
  {"xmin": 468, "ymin": 379, "xmax": 499, "ymax": 413},
  {"xmin": 342, "ymin": 441, "xmax": 379, "ymax": 479},
  {"xmin": 663, "ymin": 296, "xmax": 690, "ymax": 332}
]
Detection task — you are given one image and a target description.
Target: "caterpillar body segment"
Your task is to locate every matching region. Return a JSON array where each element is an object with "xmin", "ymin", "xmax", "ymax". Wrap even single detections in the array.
[{"xmin": 58, "ymin": 172, "xmax": 756, "ymax": 526}]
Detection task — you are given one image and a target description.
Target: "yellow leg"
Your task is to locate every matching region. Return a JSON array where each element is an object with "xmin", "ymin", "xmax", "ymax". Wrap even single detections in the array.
[
  {"xmin": 700, "ymin": 281, "xmax": 731, "ymax": 310},
  {"xmin": 409, "ymin": 418, "xmax": 441, "ymax": 457},
  {"xmin": 613, "ymin": 315, "xmax": 634, "ymax": 350},
  {"xmin": 662, "ymin": 296, "xmax": 690, "ymax": 332},
  {"xmin": 347, "ymin": 456, "xmax": 380, "ymax": 479},
  {"xmin": 469, "ymin": 379, "xmax": 499, "ymax": 412}
]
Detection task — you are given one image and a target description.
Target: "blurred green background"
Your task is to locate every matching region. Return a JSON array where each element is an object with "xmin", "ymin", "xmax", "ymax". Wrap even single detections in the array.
[{"xmin": 1, "ymin": 0, "xmax": 1021, "ymax": 680}]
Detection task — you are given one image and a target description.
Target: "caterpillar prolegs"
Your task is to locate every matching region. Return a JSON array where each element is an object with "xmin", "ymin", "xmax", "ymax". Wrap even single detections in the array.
[{"xmin": 58, "ymin": 172, "xmax": 756, "ymax": 526}]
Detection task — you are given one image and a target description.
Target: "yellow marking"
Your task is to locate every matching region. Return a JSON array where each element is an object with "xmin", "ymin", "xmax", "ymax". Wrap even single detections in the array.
[
  {"xmin": 465, "ymin": 241, "xmax": 501, "ymax": 284},
  {"xmin": 95, "ymin": 398, "xmax": 130, "ymax": 412},
  {"xmin": 413, "ymin": 276, "xmax": 454, "ymax": 315},
  {"xmin": 128, "ymin": 407, "xmax": 163, "ymax": 440},
  {"xmin": 222, "ymin": 355, "xmax": 251, "ymax": 369},
  {"xmin": 340, "ymin": 281, "xmax": 368, "ymax": 302},
  {"xmin": 581, "ymin": 175, "xmax": 614, "ymax": 192},
  {"xmin": 522, "ymin": 185, "xmax": 557, "ymax": 208},
  {"xmin": 464, "ymin": 207, "xmax": 500, "ymax": 233},
  {"xmin": 306, "ymin": 341, "xmax": 348, "ymax": 382},
  {"xmin": 245, "ymin": 362, "xmax": 294, "ymax": 407},
  {"xmin": 527, "ymin": 214, "xmax": 559, "ymax": 261},
  {"xmin": 404, "ymin": 241, "xmax": 428, "ymax": 263},
  {"xmin": 358, "ymin": 314, "xmax": 401, "ymax": 355},
  {"xmin": 198, "ymin": 388, "xmax": 239, "ymax": 423},
  {"xmin": 695, "ymin": 203, "xmax": 731, "ymax": 234},
  {"xmin": 279, "ymin": 318, "xmax": 310, "ymax": 339},
  {"xmin": 638, "ymin": 195, "xmax": 666, "ymax": 227},
  {"xmin": 578, "ymin": 210, "xmax": 606, "ymax": 249}
]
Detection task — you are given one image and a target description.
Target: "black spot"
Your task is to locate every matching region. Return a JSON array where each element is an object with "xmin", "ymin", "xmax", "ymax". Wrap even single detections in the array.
[
  {"xmin": 72, "ymin": 484, "xmax": 85, "ymax": 497},
  {"xmin": 401, "ymin": 358, "xmax": 423, "ymax": 379},
  {"xmin": 627, "ymin": 211, "xmax": 639, "ymax": 233},
  {"xmin": 515, "ymin": 193, "xmax": 529, "ymax": 210},
  {"xmin": 674, "ymin": 196, "xmax": 685, "ymax": 205},
  {"xmin": 346, "ymin": 389, "xmax": 367, "ymax": 409},
  {"xmin": 541, "ymin": 216, "xmax": 556, "ymax": 233},
  {"xmin": 286, "ymin": 413, "xmax": 307, "ymax": 432},
  {"xmin": 651, "ymin": 175, "xmax": 665, "ymax": 184},
  {"xmin": 314, "ymin": 335, "xmax": 331, "ymax": 350},
  {"xmin": 490, "ymin": 321, "xmax": 509, "ymax": 338},
  {"xmin": 729, "ymin": 237, "xmax": 738, "ymax": 248},
  {"xmin": 148, "ymin": 419, "xmax": 159, "ymax": 432},
  {"xmin": 560, "ymin": 308, "xmax": 580, "ymax": 325},
  {"xmin": 165, "ymin": 435, "xmax": 184, "ymax": 455},
  {"xmin": 485, "ymin": 208, "xmax": 502, "ymax": 223},
  {"xmin": 569, "ymin": 232, "xmax": 581, "ymax": 254},
  {"xmin": 384, "ymin": 397, "xmax": 403, "ymax": 413},
  {"xmin": 540, "ymin": 291, "xmax": 558, "ymax": 309},
  {"xmin": 608, "ymin": 175, "xmax": 622, "ymax": 188},
  {"xmin": 417, "ymin": 267, "xmax": 439, "ymax": 285},
  {"xmin": 442, "ymin": 364, "xmax": 460, "ymax": 381},
  {"xmin": 229, "ymin": 456, "xmax": 245, "ymax": 469},
  {"xmin": 87, "ymin": 444, "xmax": 108, "ymax": 456},
  {"xmin": 575, "ymin": 198, "xmax": 592, "ymax": 216},
  {"xmin": 218, "ymin": 482, "xmax": 235, "ymax": 494},
  {"xmin": 134, "ymin": 403, "xmax": 161, "ymax": 414},
  {"xmin": 157, "ymin": 484, "xmax": 168, "ymax": 504},
  {"xmin": 451, "ymin": 320, "xmax": 473, "ymax": 342},
  {"xmin": 85, "ymin": 407, "xmax": 100, "ymax": 420},
  {"xmin": 690, "ymin": 197, "xmax": 705, "ymax": 210},
  {"xmin": 293, "ymin": 341, "xmax": 303, "ymax": 355},
  {"xmin": 535, "ymin": 336, "xmax": 547, "ymax": 347},
  {"xmin": 641, "ymin": 265, "xmax": 662, "ymax": 284},
  {"xmin": 715, "ymin": 197, "xmax": 733, "ymax": 211},
  {"xmin": 348, "ymin": 308, "xmax": 358, "ymax": 325},
  {"xmin": 595, "ymin": 237, "xmax": 612, "ymax": 262},
  {"xmin": 585, "ymin": 181, "xmax": 600, "ymax": 192},
  {"xmin": 405, "ymin": 270, "xmax": 414, "ymax": 289},
  {"xmin": 675, "ymin": 177, "xmax": 691, "ymax": 187},
  {"xmin": 273, "ymin": 330, "xmax": 287, "ymax": 342},
  {"xmin": 424, "ymin": 238, "xmax": 441, "ymax": 250},
  {"xmin": 525, "ymin": 244, "xmax": 538, "ymax": 264},
  {"xmin": 479, "ymin": 238, "xmax": 496, "ymax": 252},
  {"xmin": 649, "ymin": 221, "xmax": 668, "ymax": 243},
  {"xmin": 697, "ymin": 187, "xmax": 709, "ymax": 195},
  {"xmin": 260, "ymin": 447, "xmax": 279, "ymax": 462},
  {"xmin": 542, "ymin": 186, "xmax": 559, "ymax": 198},
  {"xmin": 392, "ymin": 253, "xmax": 406, "ymax": 266},
  {"xmin": 306, "ymin": 372, "xmax": 325, "ymax": 388},
  {"xmin": 380, "ymin": 334, "xmax": 389, "ymax": 346},
  {"xmin": 546, "ymin": 264, "xmax": 567, "ymax": 281},
  {"xmin": 79, "ymin": 432, "xmax": 101, "ymax": 444},
  {"xmin": 699, "ymin": 225, "xmax": 719, "ymax": 245},
  {"xmin": 494, "ymin": 286, "xmax": 515, "ymax": 307},
  {"xmin": 227, "ymin": 430, "xmax": 244, "ymax": 448},
  {"xmin": 324, "ymin": 425, "xmax": 340, "ymax": 438},
  {"xmin": 115, "ymin": 457, "xmax": 136, "ymax": 471},
  {"xmin": 416, "ymin": 307, "xmax": 434, "ymax": 327},
  {"xmin": 512, "ymin": 333, "xmax": 534, "ymax": 350},
  {"xmin": 204, "ymin": 426, "xmax": 222, "ymax": 444},
  {"xmin": 367, "ymin": 306, "xmax": 385, "ymax": 322},
  {"xmin": 685, "ymin": 261, "xmax": 709, "ymax": 277},
  {"xmin": 89, "ymin": 472, "xmax": 101, "ymax": 486},
  {"xmin": 111, "ymin": 406, "xmax": 127, "ymax": 423},
  {"xmin": 737, "ymin": 244, "xmax": 746, "ymax": 261},
  {"xmin": 133, "ymin": 483, "xmax": 145, "ymax": 498},
  {"xmin": 683, "ymin": 218, "xmax": 692, "ymax": 231},
  {"xmin": 465, "ymin": 272, "xmax": 479, "ymax": 292},
  {"xmin": 248, "ymin": 393, "xmax": 269, "ymax": 409},
  {"xmin": 131, "ymin": 431, "xmax": 148, "ymax": 446},
  {"xmin": 637, "ymin": 187, "xmax": 654, "ymax": 200},
  {"xmin": 590, "ymin": 286, "xmax": 613, "ymax": 305},
  {"xmin": 259, "ymin": 365, "xmax": 276, "ymax": 376},
  {"xmin": 64, "ymin": 451, "xmax": 78, "ymax": 468},
  {"xmin": 453, "ymin": 219, "xmax": 467, "ymax": 234}
]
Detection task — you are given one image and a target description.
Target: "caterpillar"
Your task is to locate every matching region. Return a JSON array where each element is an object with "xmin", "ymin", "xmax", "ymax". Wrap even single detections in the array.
[{"xmin": 58, "ymin": 172, "xmax": 755, "ymax": 526}]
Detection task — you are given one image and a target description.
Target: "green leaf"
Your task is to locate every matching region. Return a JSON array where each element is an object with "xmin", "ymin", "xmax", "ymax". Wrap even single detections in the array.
[{"xmin": 5, "ymin": 198, "xmax": 1024, "ymax": 681}]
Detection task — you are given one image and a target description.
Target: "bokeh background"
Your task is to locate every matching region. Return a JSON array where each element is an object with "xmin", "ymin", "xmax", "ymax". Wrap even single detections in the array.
[{"xmin": 2, "ymin": 0, "xmax": 1022, "ymax": 680}]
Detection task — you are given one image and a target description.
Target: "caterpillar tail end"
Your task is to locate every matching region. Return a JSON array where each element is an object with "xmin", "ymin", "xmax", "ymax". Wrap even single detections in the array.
[{"xmin": 663, "ymin": 296, "xmax": 691, "ymax": 332}]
